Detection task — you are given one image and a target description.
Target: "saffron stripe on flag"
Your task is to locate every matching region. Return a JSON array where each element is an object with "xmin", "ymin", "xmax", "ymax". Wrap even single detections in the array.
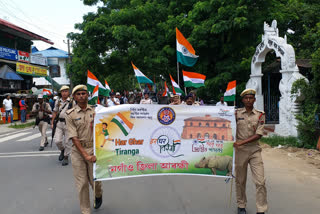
[{"xmin": 116, "ymin": 112, "xmax": 133, "ymax": 130}]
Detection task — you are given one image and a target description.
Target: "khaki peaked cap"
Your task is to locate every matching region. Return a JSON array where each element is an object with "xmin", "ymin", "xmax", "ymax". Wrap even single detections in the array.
[
  {"xmin": 59, "ymin": 85, "xmax": 70, "ymax": 92},
  {"xmin": 72, "ymin": 85, "xmax": 88, "ymax": 95},
  {"xmin": 240, "ymin": 88, "xmax": 256, "ymax": 97}
]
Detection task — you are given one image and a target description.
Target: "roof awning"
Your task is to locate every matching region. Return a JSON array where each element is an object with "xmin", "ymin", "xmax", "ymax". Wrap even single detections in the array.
[{"xmin": 0, "ymin": 65, "xmax": 24, "ymax": 80}]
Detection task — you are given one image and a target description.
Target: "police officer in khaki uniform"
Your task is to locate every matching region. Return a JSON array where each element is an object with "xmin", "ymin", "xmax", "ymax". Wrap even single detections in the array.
[
  {"xmin": 32, "ymin": 94, "xmax": 52, "ymax": 151},
  {"xmin": 65, "ymin": 85, "xmax": 102, "ymax": 214},
  {"xmin": 51, "ymin": 85, "xmax": 75, "ymax": 166},
  {"xmin": 234, "ymin": 89, "xmax": 267, "ymax": 214}
]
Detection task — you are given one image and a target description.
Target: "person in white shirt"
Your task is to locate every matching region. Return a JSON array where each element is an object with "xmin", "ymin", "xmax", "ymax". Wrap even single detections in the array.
[
  {"xmin": 3, "ymin": 95, "xmax": 13, "ymax": 123},
  {"xmin": 140, "ymin": 92, "xmax": 153, "ymax": 104},
  {"xmin": 216, "ymin": 96, "xmax": 228, "ymax": 106},
  {"xmin": 106, "ymin": 92, "xmax": 120, "ymax": 107}
]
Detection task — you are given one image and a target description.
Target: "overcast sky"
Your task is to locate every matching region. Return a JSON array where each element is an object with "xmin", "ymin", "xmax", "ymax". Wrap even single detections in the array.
[{"xmin": 0, "ymin": 0, "xmax": 99, "ymax": 51}]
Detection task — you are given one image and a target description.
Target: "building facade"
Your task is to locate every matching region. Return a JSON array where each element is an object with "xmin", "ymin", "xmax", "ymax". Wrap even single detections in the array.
[
  {"xmin": 181, "ymin": 114, "xmax": 233, "ymax": 141},
  {"xmin": 32, "ymin": 47, "xmax": 70, "ymax": 87}
]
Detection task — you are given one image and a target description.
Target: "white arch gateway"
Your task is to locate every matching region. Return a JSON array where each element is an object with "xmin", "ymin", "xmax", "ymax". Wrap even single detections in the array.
[{"xmin": 246, "ymin": 20, "xmax": 307, "ymax": 136}]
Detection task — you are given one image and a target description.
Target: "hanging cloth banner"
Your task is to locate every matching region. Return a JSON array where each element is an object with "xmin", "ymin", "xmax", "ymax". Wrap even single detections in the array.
[{"xmin": 94, "ymin": 105, "xmax": 235, "ymax": 181}]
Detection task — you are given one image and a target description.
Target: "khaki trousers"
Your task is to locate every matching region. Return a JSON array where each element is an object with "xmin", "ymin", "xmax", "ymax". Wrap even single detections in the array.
[
  {"xmin": 38, "ymin": 121, "xmax": 48, "ymax": 147},
  {"xmin": 71, "ymin": 147, "xmax": 102, "ymax": 214},
  {"xmin": 235, "ymin": 148, "xmax": 268, "ymax": 213},
  {"xmin": 54, "ymin": 121, "xmax": 72, "ymax": 156}
]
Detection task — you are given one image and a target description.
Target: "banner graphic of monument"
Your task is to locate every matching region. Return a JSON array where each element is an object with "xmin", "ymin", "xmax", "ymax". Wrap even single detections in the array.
[{"xmin": 94, "ymin": 105, "xmax": 235, "ymax": 181}]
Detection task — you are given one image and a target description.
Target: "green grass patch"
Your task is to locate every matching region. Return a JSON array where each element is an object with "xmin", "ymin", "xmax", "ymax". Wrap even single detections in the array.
[
  {"xmin": 260, "ymin": 136, "xmax": 300, "ymax": 147},
  {"xmin": 9, "ymin": 121, "xmax": 35, "ymax": 129}
]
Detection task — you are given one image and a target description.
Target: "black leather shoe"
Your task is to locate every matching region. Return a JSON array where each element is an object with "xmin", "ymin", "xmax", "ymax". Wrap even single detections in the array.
[
  {"xmin": 62, "ymin": 157, "xmax": 68, "ymax": 166},
  {"xmin": 58, "ymin": 149, "xmax": 65, "ymax": 161},
  {"xmin": 238, "ymin": 207, "xmax": 247, "ymax": 214},
  {"xmin": 39, "ymin": 146, "xmax": 44, "ymax": 151},
  {"xmin": 94, "ymin": 196, "xmax": 102, "ymax": 209}
]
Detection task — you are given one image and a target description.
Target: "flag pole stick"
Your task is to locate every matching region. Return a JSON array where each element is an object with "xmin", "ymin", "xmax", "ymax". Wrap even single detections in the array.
[
  {"xmin": 184, "ymin": 87, "xmax": 187, "ymax": 95},
  {"xmin": 177, "ymin": 62, "xmax": 180, "ymax": 85}
]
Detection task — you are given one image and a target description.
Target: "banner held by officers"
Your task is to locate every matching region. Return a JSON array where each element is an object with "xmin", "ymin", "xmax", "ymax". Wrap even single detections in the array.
[{"xmin": 93, "ymin": 105, "xmax": 235, "ymax": 181}]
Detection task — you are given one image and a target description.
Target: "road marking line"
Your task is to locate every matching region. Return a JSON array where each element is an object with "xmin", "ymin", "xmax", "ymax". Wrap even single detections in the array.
[
  {"xmin": 0, "ymin": 154, "xmax": 59, "ymax": 158},
  {"xmin": 0, "ymin": 151, "xmax": 60, "ymax": 155},
  {"xmin": 16, "ymin": 131, "xmax": 52, "ymax": 141},
  {"xmin": 0, "ymin": 128, "xmax": 33, "ymax": 137},
  {"xmin": 0, "ymin": 132, "xmax": 32, "ymax": 143}
]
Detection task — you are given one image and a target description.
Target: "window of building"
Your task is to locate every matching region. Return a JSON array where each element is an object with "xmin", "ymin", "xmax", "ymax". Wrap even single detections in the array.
[
  {"xmin": 222, "ymin": 135, "xmax": 225, "ymax": 140},
  {"xmin": 190, "ymin": 122, "xmax": 193, "ymax": 126},
  {"xmin": 49, "ymin": 65, "xmax": 61, "ymax": 77},
  {"xmin": 199, "ymin": 122, "xmax": 202, "ymax": 127},
  {"xmin": 190, "ymin": 134, "xmax": 192, "ymax": 138},
  {"xmin": 214, "ymin": 123, "xmax": 217, "ymax": 127},
  {"xmin": 204, "ymin": 133, "xmax": 209, "ymax": 139},
  {"xmin": 206, "ymin": 122, "xmax": 209, "ymax": 127},
  {"xmin": 213, "ymin": 134, "xmax": 217, "ymax": 139},
  {"xmin": 197, "ymin": 133, "xmax": 201, "ymax": 138},
  {"xmin": 222, "ymin": 123, "xmax": 226, "ymax": 127}
]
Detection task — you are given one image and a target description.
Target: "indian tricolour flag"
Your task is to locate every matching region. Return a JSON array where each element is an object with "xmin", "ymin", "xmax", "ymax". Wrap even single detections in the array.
[
  {"xmin": 88, "ymin": 85, "xmax": 100, "ymax": 105},
  {"xmin": 162, "ymin": 81, "xmax": 170, "ymax": 97},
  {"xmin": 104, "ymin": 80, "xmax": 111, "ymax": 96},
  {"xmin": 111, "ymin": 112, "xmax": 134, "ymax": 136},
  {"xmin": 169, "ymin": 74, "xmax": 185, "ymax": 96},
  {"xmin": 176, "ymin": 27, "xmax": 198, "ymax": 67},
  {"xmin": 131, "ymin": 62, "xmax": 153, "ymax": 84},
  {"xmin": 42, "ymin": 88, "xmax": 52, "ymax": 98},
  {"xmin": 182, "ymin": 70, "xmax": 206, "ymax": 88},
  {"xmin": 87, "ymin": 70, "xmax": 108, "ymax": 96},
  {"xmin": 224, "ymin": 80, "xmax": 236, "ymax": 102}
]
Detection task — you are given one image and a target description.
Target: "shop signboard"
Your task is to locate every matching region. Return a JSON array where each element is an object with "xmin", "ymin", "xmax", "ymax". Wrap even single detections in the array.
[
  {"xmin": 18, "ymin": 51, "xmax": 30, "ymax": 63},
  {"xmin": 0, "ymin": 46, "xmax": 18, "ymax": 61},
  {"xmin": 30, "ymin": 55, "xmax": 47, "ymax": 66},
  {"xmin": 16, "ymin": 62, "xmax": 48, "ymax": 77}
]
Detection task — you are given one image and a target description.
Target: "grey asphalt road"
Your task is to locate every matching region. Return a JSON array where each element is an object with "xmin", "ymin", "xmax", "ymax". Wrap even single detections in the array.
[{"xmin": 0, "ymin": 127, "xmax": 319, "ymax": 214}]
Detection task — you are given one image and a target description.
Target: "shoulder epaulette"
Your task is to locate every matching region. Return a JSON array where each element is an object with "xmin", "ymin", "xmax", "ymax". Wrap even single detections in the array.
[{"xmin": 66, "ymin": 108, "xmax": 75, "ymax": 115}]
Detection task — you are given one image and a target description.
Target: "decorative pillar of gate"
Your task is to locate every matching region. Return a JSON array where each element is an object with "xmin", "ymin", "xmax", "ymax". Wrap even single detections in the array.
[{"xmin": 246, "ymin": 20, "xmax": 307, "ymax": 137}]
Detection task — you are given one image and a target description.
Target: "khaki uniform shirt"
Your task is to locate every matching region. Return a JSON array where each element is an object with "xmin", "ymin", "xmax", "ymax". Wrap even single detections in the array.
[
  {"xmin": 53, "ymin": 98, "xmax": 75, "ymax": 119},
  {"xmin": 65, "ymin": 105, "xmax": 95, "ymax": 148},
  {"xmin": 236, "ymin": 108, "xmax": 265, "ymax": 152},
  {"xmin": 32, "ymin": 102, "xmax": 52, "ymax": 119}
]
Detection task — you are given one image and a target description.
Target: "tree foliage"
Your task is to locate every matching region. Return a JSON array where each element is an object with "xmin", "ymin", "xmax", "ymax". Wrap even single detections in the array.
[{"xmin": 68, "ymin": 0, "xmax": 320, "ymax": 105}]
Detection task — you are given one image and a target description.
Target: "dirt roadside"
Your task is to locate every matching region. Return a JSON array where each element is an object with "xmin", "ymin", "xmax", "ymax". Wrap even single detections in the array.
[{"xmin": 262, "ymin": 143, "xmax": 320, "ymax": 182}]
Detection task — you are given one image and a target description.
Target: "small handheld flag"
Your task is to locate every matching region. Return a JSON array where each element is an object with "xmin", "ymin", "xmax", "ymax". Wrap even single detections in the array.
[
  {"xmin": 182, "ymin": 70, "xmax": 206, "ymax": 88},
  {"xmin": 169, "ymin": 74, "xmax": 185, "ymax": 96},
  {"xmin": 131, "ymin": 62, "xmax": 153, "ymax": 84},
  {"xmin": 224, "ymin": 80, "xmax": 236, "ymax": 102}
]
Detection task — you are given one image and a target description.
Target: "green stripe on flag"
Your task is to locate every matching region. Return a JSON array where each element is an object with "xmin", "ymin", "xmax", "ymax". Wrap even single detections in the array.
[
  {"xmin": 224, "ymin": 95, "xmax": 235, "ymax": 102},
  {"xmin": 177, "ymin": 51, "xmax": 198, "ymax": 67},
  {"xmin": 111, "ymin": 118, "xmax": 129, "ymax": 136},
  {"xmin": 184, "ymin": 81, "xmax": 204, "ymax": 88},
  {"xmin": 136, "ymin": 76, "xmax": 153, "ymax": 84}
]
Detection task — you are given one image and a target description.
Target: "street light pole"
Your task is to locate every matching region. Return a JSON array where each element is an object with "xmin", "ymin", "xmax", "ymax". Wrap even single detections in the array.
[{"xmin": 64, "ymin": 39, "xmax": 73, "ymax": 89}]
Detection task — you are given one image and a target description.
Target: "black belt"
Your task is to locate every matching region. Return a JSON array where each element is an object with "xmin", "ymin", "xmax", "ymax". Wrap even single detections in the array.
[{"xmin": 59, "ymin": 118, "xmax": 66, "ymax": 122}]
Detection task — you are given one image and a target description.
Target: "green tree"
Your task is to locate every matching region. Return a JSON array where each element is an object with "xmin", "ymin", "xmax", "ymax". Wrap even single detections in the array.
[{"xmin": 68, "ymin": 0, "xmax": 320, "ymax": 107}]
